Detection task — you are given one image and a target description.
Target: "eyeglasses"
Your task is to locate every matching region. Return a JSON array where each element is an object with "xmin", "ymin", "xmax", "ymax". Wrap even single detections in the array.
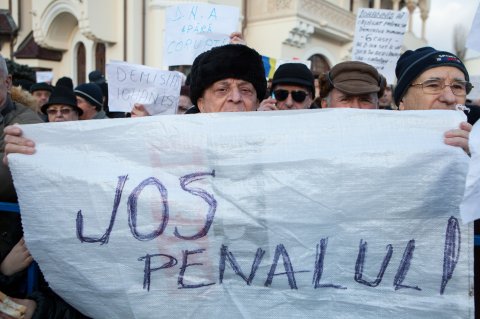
[
  {"xmin": 46, "ymin": 108, "xmax": 73, "ymax": 116},
  {"xmin": 410, "ymin": 79, "xmax": 473, "ymax": 96},
  {"xmin": 273, "ymin": 89, "xmax": 309, "ymax": 103}
]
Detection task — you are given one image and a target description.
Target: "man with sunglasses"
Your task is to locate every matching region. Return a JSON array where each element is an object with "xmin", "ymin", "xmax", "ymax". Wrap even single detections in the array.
[
  {"xmin": 394, "ymin": 47, "xmax": 473, "ymax": 154},
  {"xmin": 41, "ymin": 85, "xmax": 83, "ymax": 122},
  {"xmin": 258, "ymin": 63, "xmax": 315, "ymax": 111},
  {"xmin": 319, "ymin": 61, "xmax": 386, "ymax": 109}
]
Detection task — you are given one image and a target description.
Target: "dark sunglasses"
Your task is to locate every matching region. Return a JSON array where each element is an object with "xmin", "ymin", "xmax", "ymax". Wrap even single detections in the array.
[{"xmin": 273, "ymin": 89, "xmax": 309, "ymax": 103}]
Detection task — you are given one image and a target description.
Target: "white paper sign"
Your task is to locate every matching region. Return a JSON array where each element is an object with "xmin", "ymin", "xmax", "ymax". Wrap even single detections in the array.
[
  {"xmin": 352, "ymin": 9, "xmax": 408, "ymax": 84},
  {"xmin": 35, "ymin": 71, "xmax": 53, "ymax": 83},
  {"xmin": 163, "ymin": 3, "xmax": 240, "ymax": 67},
  {"xmin": 466, "ymin": 4, "xmax": 480, "ymax": 52},
  {"xmin": 460, "ymin": 121, "xmax": 480, "ymax": 223},
  {"xmin": 9, "ymin": 110, "xmax": 473, "ymax": 319},
  {"xmin": 106, "ymin": 61, "xmax": 182, "ymax": 114}
]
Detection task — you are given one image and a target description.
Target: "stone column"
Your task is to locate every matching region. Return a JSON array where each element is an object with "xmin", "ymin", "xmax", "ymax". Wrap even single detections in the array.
[
  {"xmin": 406, "ymin": 0, "xmax": 417, "ymax": 33},
  {"xmin": 418, "ymin": 0, "xmax": 430, "ymax": 40},
  {"xmin": 392, "ymin": 0, "xmax": 401, "ymax": 11},
  {"xmin": 374, "ymin": 0, "xmax": 381, "ymax": 9}
]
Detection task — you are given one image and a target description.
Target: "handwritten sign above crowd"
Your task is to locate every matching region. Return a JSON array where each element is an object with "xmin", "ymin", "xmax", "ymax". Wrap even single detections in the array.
[
  {"xmin": 35, "ymin": 71, "xmax": 53, "ymax": 84},
  {"xmin": 106, "ymin": 61, "xmax": 182, "ymax": 114},
  {"xmin": 352, "ymin": 8, "xmax": 408, "ymax": 84},
  {"xmin": 163, "ymin": 3, "xmax": 240, "ymax": 67},
  {"xmin": 9, "ymin": 110, "xmax": 473, "ymax": 318}
]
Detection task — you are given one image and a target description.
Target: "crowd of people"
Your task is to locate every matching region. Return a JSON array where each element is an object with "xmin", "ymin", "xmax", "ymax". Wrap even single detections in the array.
[{"xmin": 0, "ymin": 32, "xmax": 479, "ymax": 318}]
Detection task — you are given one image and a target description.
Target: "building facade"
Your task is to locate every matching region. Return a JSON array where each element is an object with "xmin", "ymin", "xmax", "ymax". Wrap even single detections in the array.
[{"xmin": 0, "ymin": 0, "xmax": 430, "ymax": 85}]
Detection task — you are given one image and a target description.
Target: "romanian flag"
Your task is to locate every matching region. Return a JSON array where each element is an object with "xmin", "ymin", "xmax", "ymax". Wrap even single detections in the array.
[{"xmin": 262, "ymin": 55, "xmax": 277, "ymax": 79}]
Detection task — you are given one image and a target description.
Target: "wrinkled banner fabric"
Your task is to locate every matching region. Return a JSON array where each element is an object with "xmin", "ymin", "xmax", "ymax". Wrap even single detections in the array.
[{"xmin": 9, "ymin": 109, "xmax": 473, "ymax": 319}]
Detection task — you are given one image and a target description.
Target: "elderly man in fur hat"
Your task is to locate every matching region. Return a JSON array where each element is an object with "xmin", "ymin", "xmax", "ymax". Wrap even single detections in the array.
[
  {"xmin": 185, "ymin": 43, "xmax": 266, "ymax": 114},
  {"xmin": 132, "ymin": 44, "xmax": 266, "ymax": 116}
]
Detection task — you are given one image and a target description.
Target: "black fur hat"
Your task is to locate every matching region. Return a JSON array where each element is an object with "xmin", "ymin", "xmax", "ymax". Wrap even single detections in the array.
[{"xmin": 189, "ymin": 44, "xmax": 266, "ymax": 106}]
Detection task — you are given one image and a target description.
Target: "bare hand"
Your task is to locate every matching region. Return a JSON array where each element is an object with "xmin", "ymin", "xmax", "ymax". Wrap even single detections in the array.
[
  {"xmin": 229, "ymin": 32, "xmax": 246, "ymax": 45},
  {"xmin": 131, "ymin": 103, "xmax": 150, "ymax": 118},
  {"xmin": 0, "ymin": 238, "xmax": 33, "ymax": 276},
  {"xmin": 3, "ymin": 125, "xmax": 35, "ymax": 166},
  {"xmin": 0, "ymin": 297, "xmax": 36, "ymax": 319},
  {"xmin": 444, "ymin": 121, "xmax": 472, "ymax": 155},
  {"xmin": 257, "ymin": 97, "xmax": 278, "ymax": 111}
]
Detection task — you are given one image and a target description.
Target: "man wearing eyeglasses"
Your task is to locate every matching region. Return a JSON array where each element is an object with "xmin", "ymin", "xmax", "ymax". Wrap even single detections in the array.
[
  {"xmin": 319, "ymin": 61, "xmax": 386, "ymax": 109},
  {"xmin": 258, "ymin": 63, "xmax": 314, "ymax": 111},
  {"xmin": 41, "ymin": 86, "xmax": 83, "ymax": 122},
  {"xmin": 394, "ymin": 47, "xmax": 473, "ymax": 154}
]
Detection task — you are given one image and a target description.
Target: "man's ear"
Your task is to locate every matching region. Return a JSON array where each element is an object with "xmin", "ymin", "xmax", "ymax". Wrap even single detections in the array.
[
  {"xmin": 321, "ymin": 98, "xmax": 327, "ymax": 108},
  {"xmin": 197, "ymin": 97, "xmax": 205, "ymax": 113},
  {"xmin": 398, "ymin": 100, "xmax": 405, "ymax": 111},
  {"xmin": 5, "ymin": 74, "xmax": 12, "ymax": 91}
]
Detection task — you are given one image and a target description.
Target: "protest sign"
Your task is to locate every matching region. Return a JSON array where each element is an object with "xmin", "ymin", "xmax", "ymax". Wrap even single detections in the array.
[
  {"xmin": 460, "ymin": 121, "xmax": 480, "ymax": 223},
  {"xmin": 9, "ymin": 109, "xmax": 473, "ymax": 319},
  {"xmin": 106, "ymin": 61, "xmax": 182, "ymax": 114},
  {"xmin": 163, "ymin": 3, "xmax": 239, "ymax": 67},
  {"xmin": 35, "ymin": 71, "xmax": 53, "ymax": 83},
  {"xmin": 466, "ymin": 3, "xmax": 480, "ymax": 52},
  {"xmin": 352, "ymin": 8, "xmax": 408, "ymax": 84}
]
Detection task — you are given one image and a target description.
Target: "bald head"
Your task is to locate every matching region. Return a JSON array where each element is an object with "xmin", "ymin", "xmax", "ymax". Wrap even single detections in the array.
[
  {"xmin": 0, "ymin": 55, "xmax": 12, "ymax": 109},
  {"xmin": 0, "ymin": 55, "xmax": 8, "ymax": 78}
]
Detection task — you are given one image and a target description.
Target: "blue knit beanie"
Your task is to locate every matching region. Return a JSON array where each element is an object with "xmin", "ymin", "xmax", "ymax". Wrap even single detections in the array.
[
  {"xmin": 394, "ymin": 47, "xmax": 470, "ymax": 106},
  {"xmin": 74, "ymin": 83, "xmax": 104, "ymax": 111}
]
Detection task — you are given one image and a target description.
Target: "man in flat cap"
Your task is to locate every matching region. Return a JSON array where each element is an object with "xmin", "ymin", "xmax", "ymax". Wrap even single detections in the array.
[
  {"xmin": 319, "ymin": 61, "xmax": 386, "ymax": 109},
  {"xmin": 258, "ymin": 63, "xmax": 315, "ymax": 111},
  {"xmin": 186, "ymin": 44, "xmax": 266, "ymax": 113},
  {"xmin": 394, "ymin": 47, "xmax": 473, "ymax": 154}
]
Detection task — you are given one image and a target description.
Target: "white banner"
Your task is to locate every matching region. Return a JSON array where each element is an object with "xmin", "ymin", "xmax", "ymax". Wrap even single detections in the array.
[
  {"xmin": 106, "ymin": 61, "xmax": 182, "ymax": 114},
  {"xmin": 9, "ymin": 109, "xmax": 473, "ymax": 319},
  {"xmin": 352, "ymin": 9, "xmax": 408, "ymax": 84},
  {"xmin": 163, "ymin": 3, "xmax": 239, "ymax": 67}
]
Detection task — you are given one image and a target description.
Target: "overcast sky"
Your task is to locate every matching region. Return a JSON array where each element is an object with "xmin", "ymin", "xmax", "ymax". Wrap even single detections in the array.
[{"xmin": 411, "ymin": 0, "xmax": 479, "ymax": 58}]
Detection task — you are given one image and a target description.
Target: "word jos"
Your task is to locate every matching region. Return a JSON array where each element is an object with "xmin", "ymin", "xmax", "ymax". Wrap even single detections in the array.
[{"xmin": 75, "ymin": 172, "xmax": 461, "ymax": 295}]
